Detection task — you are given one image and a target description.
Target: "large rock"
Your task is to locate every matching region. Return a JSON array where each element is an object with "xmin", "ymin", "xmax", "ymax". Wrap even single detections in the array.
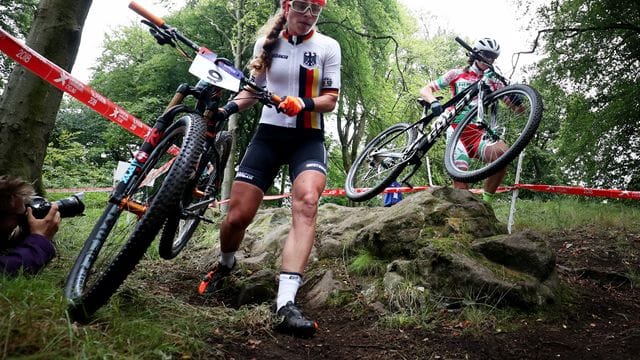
[
  {"xmin": 212, "ymin": 187, "xmax": 559, "ymax": 310},
  {"xmin": 471, "ymin": 230, "xmax": 556, "ymax": 281}
]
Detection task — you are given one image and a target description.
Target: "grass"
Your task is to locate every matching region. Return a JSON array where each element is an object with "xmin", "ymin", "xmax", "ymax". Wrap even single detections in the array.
[
  {"xmin": 1, "ymin": 191, "xmax": 638, "ymax": 357},
  {"xmin": 492, "ymin": 195, "xmax": 640, "ymax": 232},
  {"xmin": 1, "ymin": 191, "xmax": 225, "ymax": 359},
  {"xmin": 348, "ymin": 251, "xmax": 386, "ymax": 276}
]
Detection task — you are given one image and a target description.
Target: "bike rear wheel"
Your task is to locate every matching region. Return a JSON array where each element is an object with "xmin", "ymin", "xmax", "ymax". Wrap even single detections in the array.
[
  {"xmin": 345, "ymin": 123, "xmax": 417, "ymax": 202},
  {"xmin": 64, "ymin": 114, "xmax": 206, "ymax": 321},
  {"xmin": 444, "ymin": 84, "xmax": 543, "ymax": 183},
  {"xmin": 159, "ymin": 131, "xmax": 232, "ymax": 259}
]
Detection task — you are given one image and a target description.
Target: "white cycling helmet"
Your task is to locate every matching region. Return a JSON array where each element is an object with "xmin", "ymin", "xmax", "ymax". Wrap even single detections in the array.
[{"xmin": 473, "ymin": 38, "xmax": 501, "ymax": 57}]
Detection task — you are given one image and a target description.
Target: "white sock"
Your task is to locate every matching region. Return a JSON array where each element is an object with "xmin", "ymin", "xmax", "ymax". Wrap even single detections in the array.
[
  {"xmin": 276, "ymin": 272, "xmax": 302, "ymax": 312},
  {"xmin": 219, "ymin": 251, "xmax": 236, "ymax": 269}
]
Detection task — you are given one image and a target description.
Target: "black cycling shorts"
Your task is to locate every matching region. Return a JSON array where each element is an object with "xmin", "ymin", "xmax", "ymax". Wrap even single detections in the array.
[{"xmin": 235, "ymin": 124, "xmax": 327, "ymax": 192}]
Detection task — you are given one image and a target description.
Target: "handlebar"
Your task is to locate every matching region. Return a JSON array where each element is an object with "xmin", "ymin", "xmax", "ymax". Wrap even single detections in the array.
[
  {"xmin": 129, "ymin": 1, "xmax": 166, "ymax": 28},
  {"xmin": 128, "ymin": 1, "xmax": 281, "ymax": 107},
  {"xmin": 454, "ymin": 36, "xmax": 473, "ymax": 53},
  {"xmin": 241, "ymin": 81, "xmax": 282, "ymax": 106}
]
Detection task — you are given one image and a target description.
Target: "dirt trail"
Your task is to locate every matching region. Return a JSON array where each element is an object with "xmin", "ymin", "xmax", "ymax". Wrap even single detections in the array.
[{"xmin": 188, "ymin": 227, "xmax": 640, "ymax": 359}]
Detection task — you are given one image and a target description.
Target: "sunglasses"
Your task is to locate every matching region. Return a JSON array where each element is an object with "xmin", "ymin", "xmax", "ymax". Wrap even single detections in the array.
[
  {"xmin": 478, "ymin": 50, "xmax": 498, "ymax": 61},
  {"xmin": 290, "ymin": 1, "xmax": 323, "ymax": 16}
]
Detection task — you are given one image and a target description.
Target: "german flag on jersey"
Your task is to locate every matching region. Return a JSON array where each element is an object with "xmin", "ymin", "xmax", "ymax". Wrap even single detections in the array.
[{"xmin": 297, "ymin": 65, "xmax": 322, "ymax": 130}]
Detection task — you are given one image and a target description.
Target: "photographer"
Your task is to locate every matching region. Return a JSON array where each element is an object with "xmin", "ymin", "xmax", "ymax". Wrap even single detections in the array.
[{"xmin": 0, "ymin": 176, "xmax": 60, "ymax": 276}]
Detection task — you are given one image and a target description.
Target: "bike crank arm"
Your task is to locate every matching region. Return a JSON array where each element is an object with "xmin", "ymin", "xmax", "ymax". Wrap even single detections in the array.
[
  {"xmin": 180, "ymin": 210, "xmax": 215, "ymax": 224},
  {"xmin": 183, "ymin": 197, "xmax": 217, "ymax": 213}
]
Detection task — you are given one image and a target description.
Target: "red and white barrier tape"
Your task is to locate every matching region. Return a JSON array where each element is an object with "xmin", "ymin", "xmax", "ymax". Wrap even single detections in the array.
[
  {"xmin": 511, "ymin": 184, "xmax": 640, "ymax": 200},
  {"xmin": 0, "ymin": 28, "xmax": 149, "ymax": 139},
  {"xmin": 48, "ymin": 183, "xmax": 640, "ymax": 204},
  {"xmin": 0, "ymin": 28, "xmax": 180, "ymax": 156}
]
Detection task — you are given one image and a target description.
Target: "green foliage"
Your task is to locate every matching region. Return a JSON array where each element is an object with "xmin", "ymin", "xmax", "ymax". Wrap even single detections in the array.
[
  {"xmin": 0, "ymin": 273, "xmax": 216, "ymax": 358},
  {"xmin": 532, "ymin": 0, "xmax": 640, "ymax": 189},
  {"xmin": 0, "ymin": 0, "xmax": 38, "ymax": 85},
  {"xmin": 42, "ymin": 130, "xmax": 112, "ymax": 189},
  {"xmin": 0, "ymin": 0, "xmax": 37, "ymax": 37},
  {"xmin": 326, "ymin": 290, "xmax": 356, "ymax": 307},
  {"xmin": 378, "ymin": 312, "xmax": 423, "ymax": 329}
]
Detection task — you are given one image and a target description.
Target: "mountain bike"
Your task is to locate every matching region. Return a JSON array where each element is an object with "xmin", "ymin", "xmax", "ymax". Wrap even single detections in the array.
[
  {"xmin": 345, "ymin": 37, "xmax": 543, "ymax": 201},
  {"xmin": 64, "ymin": 1, "xmax": 281, "ymax": 321}
]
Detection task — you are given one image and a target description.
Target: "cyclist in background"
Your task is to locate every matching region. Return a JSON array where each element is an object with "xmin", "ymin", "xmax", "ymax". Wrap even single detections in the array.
[
  {"xmin": 198, "ymin": 0, "xmax": 341, "ymax": 338},
  {"xmin": 420, "ymin": 37, "xmax": 507, "ymax": 204}
]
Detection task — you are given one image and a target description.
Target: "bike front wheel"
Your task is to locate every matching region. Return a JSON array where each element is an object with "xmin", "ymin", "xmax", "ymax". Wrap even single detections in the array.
[
  {"xmin": 159, "ymin": 130, "xmax": 232, "ymax": 259},
  {"xmin": 345, "ymin": 123, "xmax": 417, "ymax": 202},
  {"xmin": 444, "ymin": 84, "xmax": 543, "ymax": 183},
  {"xmin": 64, "ymin": 114, "xmax": 206, "ymax": 321}
]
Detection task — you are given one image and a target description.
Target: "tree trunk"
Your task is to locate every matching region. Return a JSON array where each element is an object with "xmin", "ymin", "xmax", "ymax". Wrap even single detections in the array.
[
  {"xmin": 221, "ymin": 0, "xmax": 245, "ymax": 212},
  {"xmin": 0, "ymin": 0, "xmax": 92, "ymax": 193}
]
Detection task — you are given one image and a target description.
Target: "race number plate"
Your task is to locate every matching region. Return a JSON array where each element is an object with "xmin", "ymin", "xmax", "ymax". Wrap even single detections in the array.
[{"xmin": 188, "ymin": 49, "xmax": 242, "ymax": 92}]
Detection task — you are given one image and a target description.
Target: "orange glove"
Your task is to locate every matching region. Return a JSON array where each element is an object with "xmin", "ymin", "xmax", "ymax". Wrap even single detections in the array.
[{"xmin": 278, "ymin": 96, "xmax": 306, "ymax": 116}]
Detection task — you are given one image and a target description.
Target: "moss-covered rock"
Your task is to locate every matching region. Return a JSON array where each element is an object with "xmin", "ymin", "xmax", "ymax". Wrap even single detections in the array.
[{"xmin": 222, "ymin": 187, "xmax": 559, "ymax": 311}]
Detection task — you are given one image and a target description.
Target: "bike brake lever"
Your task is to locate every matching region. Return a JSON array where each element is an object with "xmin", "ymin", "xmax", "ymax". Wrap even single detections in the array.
[{"xmin": 142, "ymin": 20, "xmax": 175, "ymax": 47}]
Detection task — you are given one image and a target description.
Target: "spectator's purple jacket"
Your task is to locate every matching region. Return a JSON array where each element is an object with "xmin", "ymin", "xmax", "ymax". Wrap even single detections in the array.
[{"xmin": 0, "ymin": 234, "xmax": 56, "ymax": 276}]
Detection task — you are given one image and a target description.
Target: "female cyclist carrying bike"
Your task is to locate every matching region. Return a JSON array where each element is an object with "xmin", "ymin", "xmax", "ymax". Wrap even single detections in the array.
[
  {"xmin": 197, "ymin": 0, "xmax": 341, "ymax": 338},
  {"xmin": 420, "ymin": 37, "xmax": 514, "ymax": 204}
]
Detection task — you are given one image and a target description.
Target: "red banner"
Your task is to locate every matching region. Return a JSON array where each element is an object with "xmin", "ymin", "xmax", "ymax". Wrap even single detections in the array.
[
  {"xmin": 0, "ymin": 28, "xmax": 150, "ymax": 139},
  {"xmin": 47, "ymin": 183, "xmax": 640, "ymax": 206},
  {"xmin": 512, "ymin": 184, "xmax": 640, "ymax": 200}
]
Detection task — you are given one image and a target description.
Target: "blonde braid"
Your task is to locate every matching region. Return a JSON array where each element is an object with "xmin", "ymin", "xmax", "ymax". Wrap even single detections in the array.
[{"xmin": 249, "ymin": 9, "xmax": 287, "ymax": 75}]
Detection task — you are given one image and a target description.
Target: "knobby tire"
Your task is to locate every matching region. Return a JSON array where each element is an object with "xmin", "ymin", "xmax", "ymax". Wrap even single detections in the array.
[
  {"xmin": 158, "ymin": 131, "xmax": 232, "ymax": 259},
  {"xmin": 444, "ymin": 84, "xmax": 543, "ymax": 183},
  {"xmin": 345, "ymin": 123, "xmax": 417, "ymax": 202},
  {"xmin": 64, "ymin": 114, "xmax": 206, "ymax": 321}
]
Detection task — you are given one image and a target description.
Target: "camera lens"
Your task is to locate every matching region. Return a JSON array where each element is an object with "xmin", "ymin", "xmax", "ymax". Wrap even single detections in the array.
[
  {"xmin": 28, "ymin": 193, "xmax": 86, "ymax": 219},
  {"xmin": 56, "ymin": 194, "xmax": 85, "ymax": 218}
]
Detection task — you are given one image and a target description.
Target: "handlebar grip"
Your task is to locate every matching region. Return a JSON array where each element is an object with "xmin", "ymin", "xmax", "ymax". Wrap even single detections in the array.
[
  {"xmin": 271, "ymin": 94, "xmax": 282, "ymax": 104},
  {"xmin": 455, "ymin": 36, "xmax": 473, "ymax": 52},
  {"xmin": 129, "ymin": 1, "xmax": 166, "ymax": 28}
]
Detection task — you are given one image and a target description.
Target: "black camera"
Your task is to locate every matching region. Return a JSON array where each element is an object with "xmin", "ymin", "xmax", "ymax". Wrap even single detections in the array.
[{"xmin": 29, "ymin": 193, "xmax": 86, "ymax": 219}]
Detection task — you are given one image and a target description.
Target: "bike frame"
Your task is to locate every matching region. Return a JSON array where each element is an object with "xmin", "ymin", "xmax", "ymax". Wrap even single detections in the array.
[
  {"xmin": 370, "ymin": 37, "xmax": 510, "ymax": 186},
  {"xmin": 112, "ymin": 1, "xmax": 281, "ymax": 219},
  {"xmin": 370, "ymin": 78, "xmax": 487, "ymax": 185}
]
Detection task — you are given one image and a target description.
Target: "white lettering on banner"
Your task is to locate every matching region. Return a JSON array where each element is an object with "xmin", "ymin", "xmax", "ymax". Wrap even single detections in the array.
[
  {"xmin": 68, "ymin": 77, "xmax": 85, "ymax": 92},
  {"xmin": 90, "ymin": 90, "xmax": 108, "ymax": 105},
  {"xmin": 16, "ymin": 49, "xmax": 31, "ymax": 63},
  {"xmin": 110, "ymin": 108, "xmax": 129, "ymax": 124},
  {"xmin": 110, "ymin": 108, "xmax": 120, "ymax": 119},
  {"xmin": 65, "ymin": 83, "xmax": 77, "ymax": 94},
  {"xmin": 54, "ymin": 71, "xmax": 70, "ymax": 86}
]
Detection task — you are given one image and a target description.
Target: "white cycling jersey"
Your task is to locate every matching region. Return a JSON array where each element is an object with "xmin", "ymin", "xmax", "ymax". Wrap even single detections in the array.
[{"xmin": 251, "ymin": 29, "xmax": 341, "ymax": 130}]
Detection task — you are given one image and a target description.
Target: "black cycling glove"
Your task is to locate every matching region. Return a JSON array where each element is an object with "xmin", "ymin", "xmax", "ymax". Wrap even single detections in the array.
[
  {"xmin": 430, "ymin": 101, "xmax": 443, "ymax": 116},
  {"xmin": 216, "ymin": 101, "xmax": 239, "ymax": 121}
]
